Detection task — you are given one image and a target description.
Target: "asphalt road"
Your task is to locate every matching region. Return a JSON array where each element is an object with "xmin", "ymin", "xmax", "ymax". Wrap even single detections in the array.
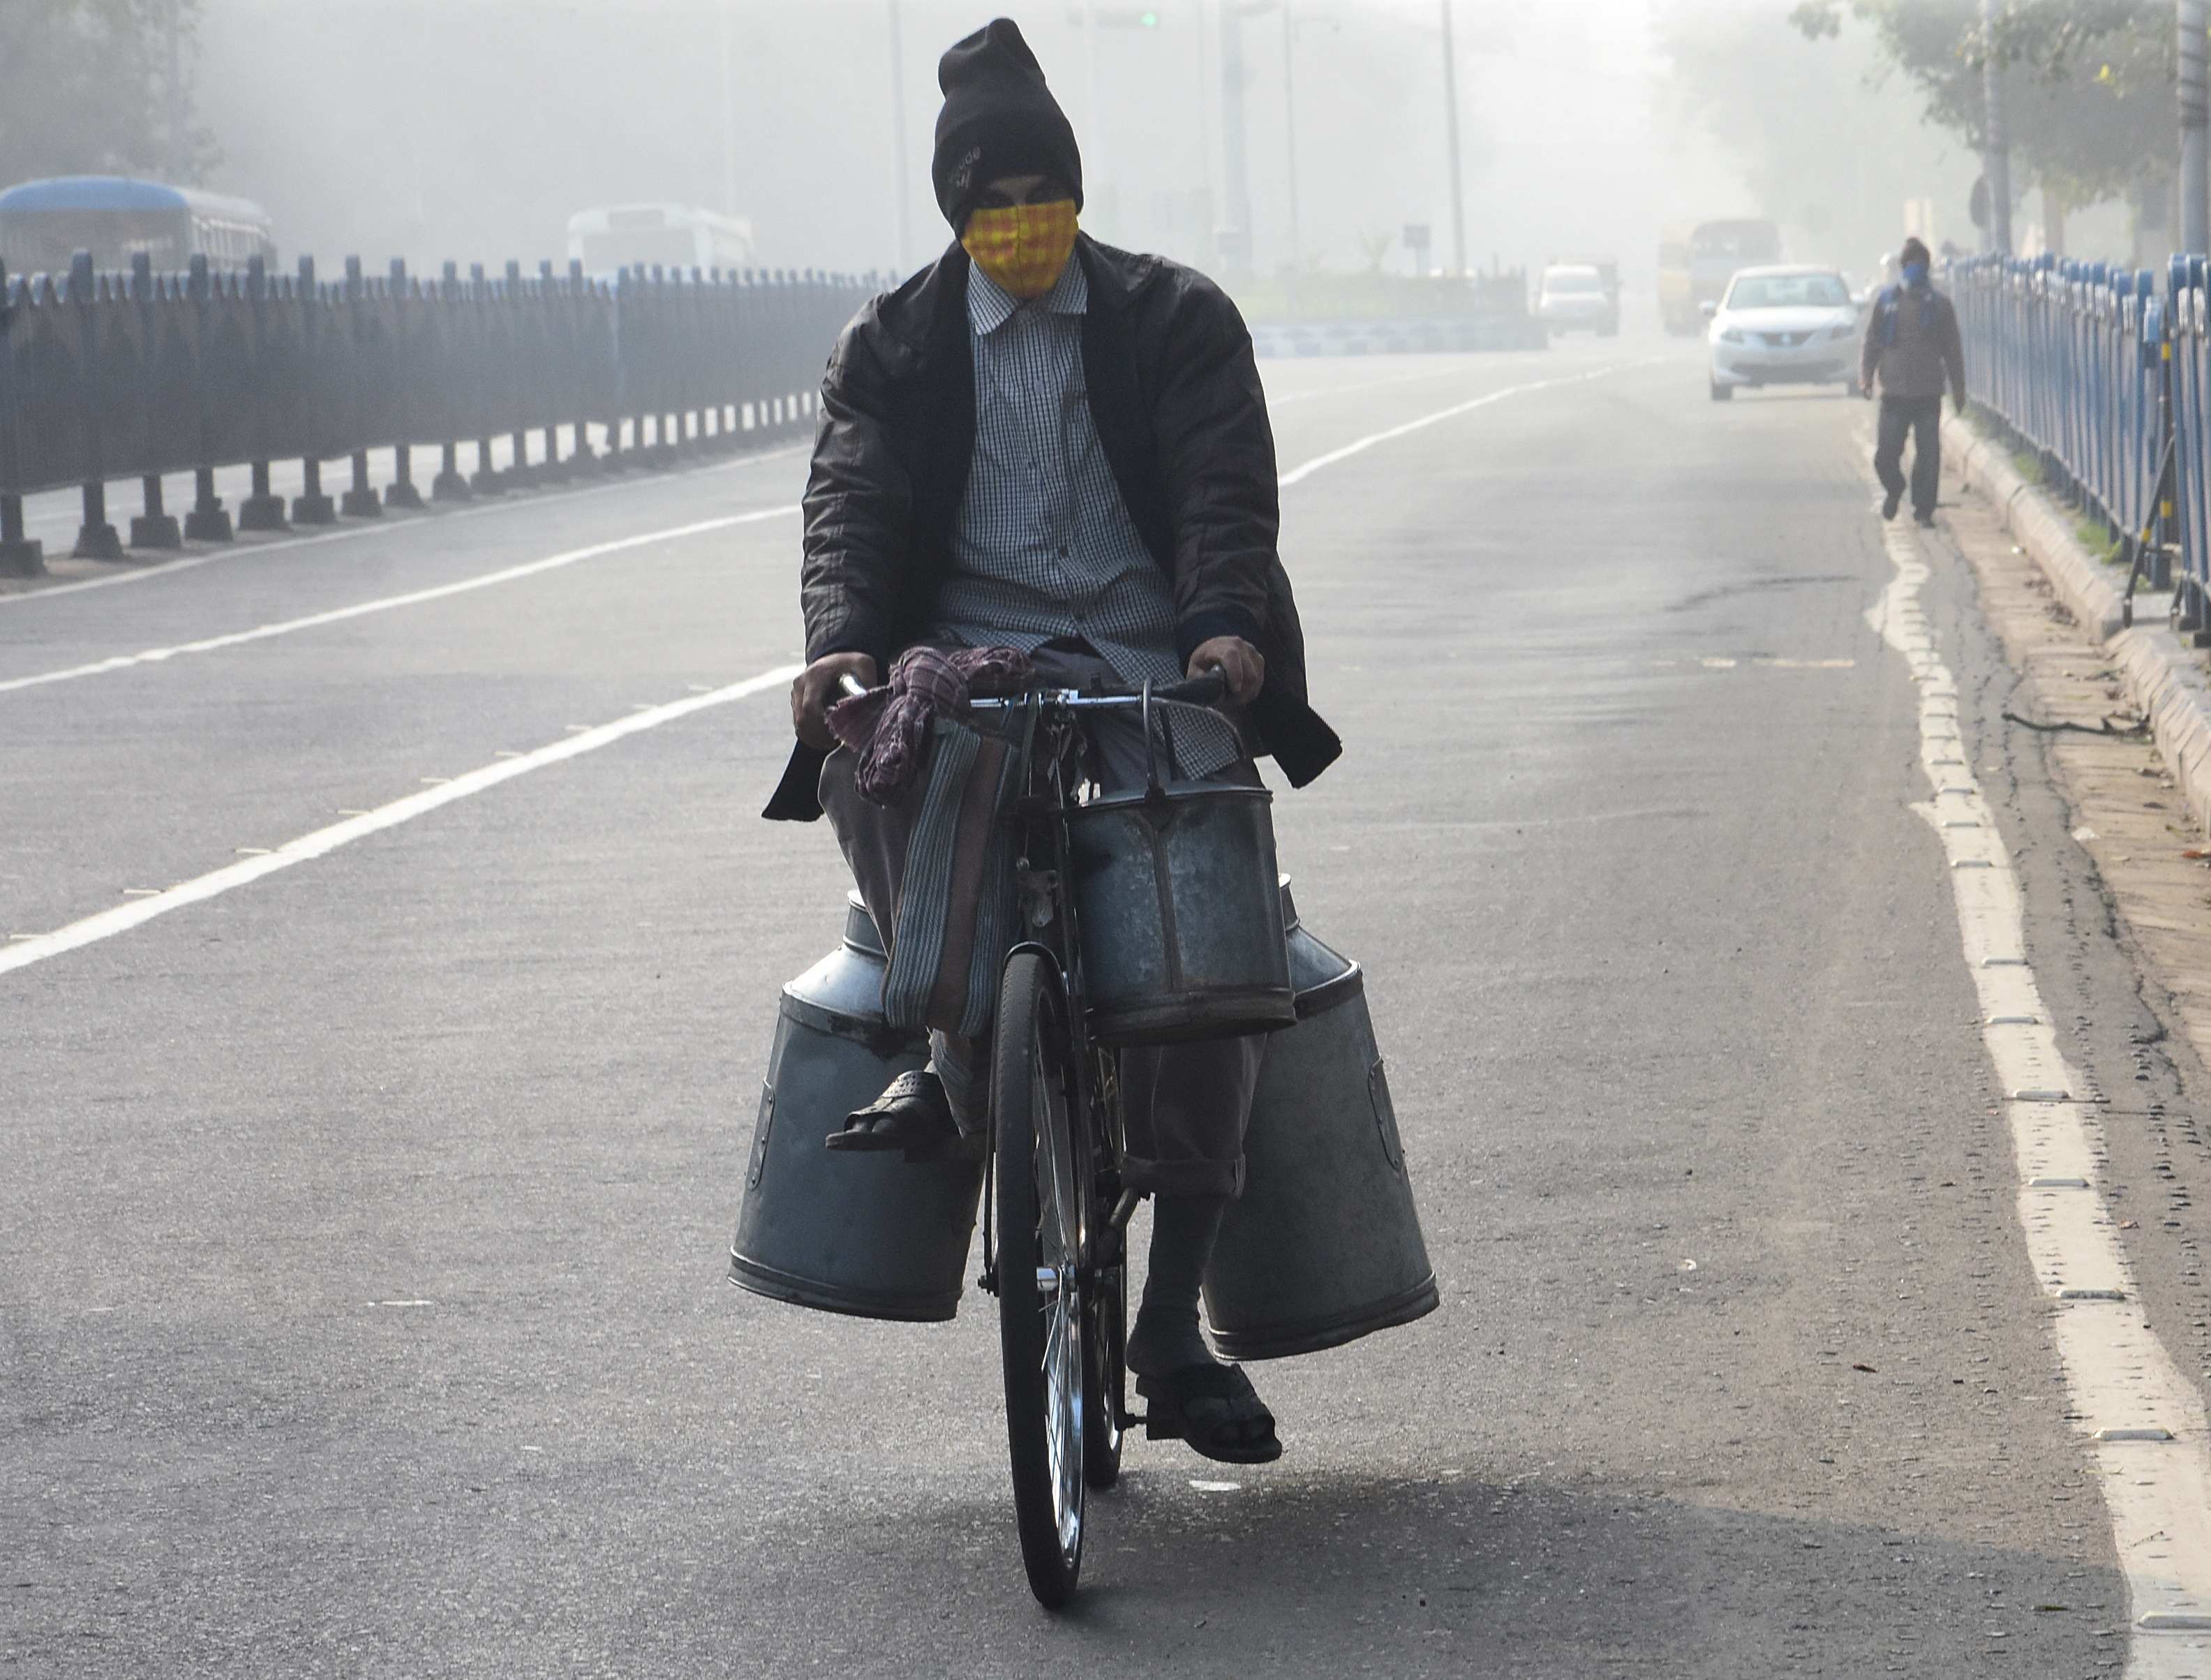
[{"xmin": 1, "ymin": 331, "xmax": 2184, "ymax": 1676}]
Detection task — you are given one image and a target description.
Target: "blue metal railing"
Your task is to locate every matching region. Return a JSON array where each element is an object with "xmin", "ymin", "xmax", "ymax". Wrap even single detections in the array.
[{"xmin": 1946, "ymin": 252, "xmax": 2211, "ymax": 634}]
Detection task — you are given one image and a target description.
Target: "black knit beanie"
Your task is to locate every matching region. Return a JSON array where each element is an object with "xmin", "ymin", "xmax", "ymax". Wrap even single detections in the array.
[
  {"xmin": 1900, "ymin": 236, "xmax": 1930, "ymax": 267},
  {"xmin": 932, "ymin": 18, "xmax": 1083, "ymax": 230}
]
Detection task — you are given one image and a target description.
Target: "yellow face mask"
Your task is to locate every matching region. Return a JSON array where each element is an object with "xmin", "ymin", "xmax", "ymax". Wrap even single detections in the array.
[{"xmin": 961, "ymin": 199, "xmax": 1079, "ymax": 299}]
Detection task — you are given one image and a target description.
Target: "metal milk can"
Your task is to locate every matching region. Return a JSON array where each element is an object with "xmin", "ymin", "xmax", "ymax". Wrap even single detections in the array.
[
  {"xmin": 1065, "ymin": 778, "xmax": 1297, "ymax": 1047},
  {"xmin": 729, "ymin": 893, "xmax": 985, "ymax": 1322},
  {"xmin": 1203, "ymin": 882, "xmax": 1440, "ymax": 1360}
]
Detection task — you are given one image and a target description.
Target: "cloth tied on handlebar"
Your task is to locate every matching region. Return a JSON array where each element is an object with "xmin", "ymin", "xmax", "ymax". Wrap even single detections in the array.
[{"xmin": 826, "ymin": 644, "xmax": 1036, "ymax": 806}]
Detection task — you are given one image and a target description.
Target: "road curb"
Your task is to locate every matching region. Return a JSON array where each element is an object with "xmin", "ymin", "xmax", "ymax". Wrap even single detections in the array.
[
  {"xmin": 1946, "ymin": 412, "xmax": 2211, "ymax": 841},
  {"xmin": 1944, "ymin": 416, "xmax": 2127, "ymax": 639}
]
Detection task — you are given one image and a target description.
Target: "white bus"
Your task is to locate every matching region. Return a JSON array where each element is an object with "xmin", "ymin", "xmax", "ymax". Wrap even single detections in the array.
[{"xmin": 566, "ymin": 205, "xmax": 754, "ymax": 276}]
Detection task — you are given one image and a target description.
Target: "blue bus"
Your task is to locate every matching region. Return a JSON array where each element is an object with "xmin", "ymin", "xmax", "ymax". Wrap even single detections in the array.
[{"xmin": 0, "ymin": 176, "xmax": 276, "ymax": 276}]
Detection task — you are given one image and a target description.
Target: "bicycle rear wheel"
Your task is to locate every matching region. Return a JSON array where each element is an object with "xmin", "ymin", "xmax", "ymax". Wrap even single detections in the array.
[{"xmin": 993, "ymin": 951, "xmax": 1089, "ymax": 1607}]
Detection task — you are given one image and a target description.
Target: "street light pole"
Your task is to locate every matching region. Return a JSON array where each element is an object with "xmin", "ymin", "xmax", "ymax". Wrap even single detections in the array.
[
  {"xmin": 2183, "ymin": 0, "xmax": 2208, "ymax": 254},
  {"xmin": 165, "ymin": 0, "xmax": 186, "ymax": 178},
  {"xmin": 1220, "ymin": 2, "xmax": 1253, "ymax": 278},
  {"xmin": 1439, "ymin": 0, "xmax": 1466, "ymax": 277},
  {"xmin": 888, "ymin": 0, "xmax": 913, "ymax": 272},
  {"xmin": 1282, "ymin": 3, "xmax": 1300, "ymax": 269},
  {"xmin": 1981, "ymin": 0, "xmax": 2011, "ymax": 255},
  {"xmin": 719, "ymin": 4, "xmax": 740, "ymax": 225},
  {"xmin": 1085, "ymin": 0, "xmax": 1103, "ymax": 232}
]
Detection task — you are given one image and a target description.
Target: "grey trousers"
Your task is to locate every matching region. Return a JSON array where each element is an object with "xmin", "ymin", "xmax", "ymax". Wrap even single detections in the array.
[{"xmin": 819, "ymin": 643, "xmax": 1264, "ymax": 1198}]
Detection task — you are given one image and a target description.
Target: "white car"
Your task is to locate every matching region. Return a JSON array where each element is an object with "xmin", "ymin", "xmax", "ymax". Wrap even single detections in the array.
[
  {"xmin": 1537, "ymin": 264, "xmax": 1618, "ymax": 336},
  {"xmin": 1704, "ymin": 265, "xmax": 1860, "ymax": 400}
]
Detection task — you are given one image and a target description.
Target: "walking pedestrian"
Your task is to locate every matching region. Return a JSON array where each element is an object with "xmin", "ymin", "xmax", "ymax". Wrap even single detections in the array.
[{"xmin": 1861, "ymin": 236, "xmax": 1967, "ymax": 528}]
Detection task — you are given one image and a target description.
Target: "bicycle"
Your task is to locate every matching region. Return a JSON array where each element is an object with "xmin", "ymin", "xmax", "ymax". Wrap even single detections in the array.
[
  {"xmin": 831, "ymin": 662, "xmax": 1267, "ymax": 1606},
  {"xmin": 968, "ymin": 669, "xmax": 1237, "ymax": 1607}
]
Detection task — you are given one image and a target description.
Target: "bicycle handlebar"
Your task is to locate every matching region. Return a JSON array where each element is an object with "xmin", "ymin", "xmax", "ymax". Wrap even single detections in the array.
[{"xmin": 833, "ymin": 667, "xmax": 1230, "ymax": 709}]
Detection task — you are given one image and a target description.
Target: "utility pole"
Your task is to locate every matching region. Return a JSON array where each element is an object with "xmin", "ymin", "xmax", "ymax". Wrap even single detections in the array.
[
  {"xmin": 2184, "ymin": 0, "xmax": 2208, "ymax": 254},
  {"xmin": 719, "ymin": 5, "xmax": 740, "ymax": 224},
  {"xmin": 1198, "ymin": 0, "xmax": 1218, "ymax": 267},
  {"xmin": 1281, "ymin": 3, "xmax": 1300, "ymax": 269},
  {"xmin": 1220, "ymin": 3, "xmax": 1253, "ymax": 278},
  {"xmin": 888, "ymin": 0, "xmax": 913, "ymax": 272},
  {"xmin": 1981, "ymin": 0, "xmax": 2011, "ymax": 254},
  {"xmin": 1085, "ymin": 1, "xmax": 1103, "ymax": 232},
  {"xmin": 164, "ymin": 0, "xmax": 186, "ymax": 179},
  {"xmin": 1439, "ymin": 0, "xmax": 1466, "ymax": 277}
]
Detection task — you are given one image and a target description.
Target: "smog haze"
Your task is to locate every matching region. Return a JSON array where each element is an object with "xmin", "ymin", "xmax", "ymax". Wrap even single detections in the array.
[{"xmin": 170, "ymin": 0, "xmax": 1997, "ymax": 303}]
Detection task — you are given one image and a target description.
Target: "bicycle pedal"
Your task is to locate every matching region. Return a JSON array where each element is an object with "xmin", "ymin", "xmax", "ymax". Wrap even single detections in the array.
[
  {"xmin": 1134, "ymin": 1408, "xmax": 1180, "ymax": 1442},
  {"xmin": 901, "ymin": 1132, "xmax": 987, "ymax": 1166}
]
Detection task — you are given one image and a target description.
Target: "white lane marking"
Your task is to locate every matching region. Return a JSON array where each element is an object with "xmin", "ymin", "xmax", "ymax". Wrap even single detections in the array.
[
  {"xmin": 0, "ymin": 443, "xmax": 808, "ymax": 609},
  {"xmin": 1868, "ymin": 523, "xmax": 2211, "ymax": 1670},
  {"xmin": 1275, "ymin": 359, "xmax": 1657, "ymax": 487},
  {"xmin": 1264, "ymin": 359, "xmax": 1533, "ymax": 409},
  {"xmin": 0, "ymin": 507, "xmax": 800, "ymax": 695},
  {"xmin": 0, "ymin": 664, "xmax": 801, "ymax": 976}
]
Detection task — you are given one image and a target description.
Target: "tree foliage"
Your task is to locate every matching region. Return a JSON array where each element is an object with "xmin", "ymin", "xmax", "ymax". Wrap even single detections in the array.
[
  {"xmin": 1655, "ymin": 0, "xmax": 1988, "ymax": 268},
  {"xmin": 0, "ymin": 0, "xmax": 214, "ymax": 189},
  {"xmin": 1789, "ymin": 0, "xmax": 2174, "ymax": 211}
]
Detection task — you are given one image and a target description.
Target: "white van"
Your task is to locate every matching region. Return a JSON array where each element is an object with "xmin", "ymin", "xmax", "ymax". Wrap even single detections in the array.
[{"xmin": 566, "ymin": 205, "xmax": 754, "ymax": 276}]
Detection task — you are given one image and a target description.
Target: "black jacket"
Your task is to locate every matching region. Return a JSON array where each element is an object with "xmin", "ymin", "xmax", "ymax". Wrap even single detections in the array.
[
  {"xmin": 763, "ymin": 234, "xmax": 1341, "ymax": 820},
  {"xmin": 1859, "ymin": 284, "xmax": 1965, "ymax": 404}
]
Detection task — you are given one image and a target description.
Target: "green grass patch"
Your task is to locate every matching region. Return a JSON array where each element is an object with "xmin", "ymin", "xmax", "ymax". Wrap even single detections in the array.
[
  {"xmin": 2078, "ymin": 518, "xmax": 2126, "ymax": 565},
  {"xmin": 1985, "ymin": 421, "xmax": 2125, "ymax": 562}
]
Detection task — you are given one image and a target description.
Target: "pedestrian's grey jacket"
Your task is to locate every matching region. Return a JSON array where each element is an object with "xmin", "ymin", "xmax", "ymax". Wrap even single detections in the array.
[
  {"xmin": 1860, "ymin": 284, "xmax": 1966, "ymax": 405},
  {"xmin": 763, "ymin": 233, "xmax": 1341, "ymax": 822}
]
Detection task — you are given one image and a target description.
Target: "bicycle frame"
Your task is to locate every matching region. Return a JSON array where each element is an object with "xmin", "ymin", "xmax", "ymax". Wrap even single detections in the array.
[
  {"xmin": 826, "ymin": 668, "xmax": 1230, "ymax": 1603},
  {"xmin": 836, "ymin": 670, "xmax": 1223, "ymax": 1298},
  {"xmin": 829, "ymin": 667, "xmax": 1229, "ymax": 1293},
  {"xmin": 980, "ymin": 696, "xmax": 1129, "ymax": 1300}
]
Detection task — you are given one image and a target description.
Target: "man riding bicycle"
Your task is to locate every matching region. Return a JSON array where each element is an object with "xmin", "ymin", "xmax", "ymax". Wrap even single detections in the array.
[{"xmin": 764, "ymin": 16, "xmax": 1338, "ymax": 1464}]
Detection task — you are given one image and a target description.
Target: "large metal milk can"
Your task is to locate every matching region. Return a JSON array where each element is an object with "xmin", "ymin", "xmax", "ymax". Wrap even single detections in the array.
[
  {"xmin": 1203, "ymin": 882, "xmax": 1439, "ymax": 1360},
  {"xmin": 1065, "ymin": 778, "xmax": 1297, "ymax": 1047},
  {"xmin": 729, "ymin": 893, "xmax": 985, "ymax": 1322}
]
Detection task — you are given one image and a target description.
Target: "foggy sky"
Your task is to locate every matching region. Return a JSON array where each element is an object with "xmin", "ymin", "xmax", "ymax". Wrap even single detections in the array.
[{"xmin": 184, "ymin": 0, "xmax": 1999, "ymax": 296}]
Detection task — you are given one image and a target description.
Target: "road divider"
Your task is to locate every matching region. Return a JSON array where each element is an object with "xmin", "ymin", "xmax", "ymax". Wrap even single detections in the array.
[
  {"xmin": 0, "ymin": 664, "xmax": 802, "ymax": 976},
  {"xmin": 1, "ymin": 363, "xmax": 1647, "ymax": 697},
  {"xmin": 0, "ymin": 441, "xmax": 812, "ymax": 610}
]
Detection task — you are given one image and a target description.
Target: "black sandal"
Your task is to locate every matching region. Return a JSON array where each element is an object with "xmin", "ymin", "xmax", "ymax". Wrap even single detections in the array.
[
  {"xmin": 824, "ymin": 1069, "xmax": 978, "ymax": 1163},
  {"xmin": 1135, "ymin": 1362, "xmax": 1283, "ymax": 1464}
]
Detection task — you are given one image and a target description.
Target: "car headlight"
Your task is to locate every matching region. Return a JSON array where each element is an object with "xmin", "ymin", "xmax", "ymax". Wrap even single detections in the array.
[
  {"xmin": 1719, "ymin": 328, "xmax": 1746, "ymax": 344},
  {"xmin": 1827, "ymin": 325, "xmax": 1856, "ymax": 341}
]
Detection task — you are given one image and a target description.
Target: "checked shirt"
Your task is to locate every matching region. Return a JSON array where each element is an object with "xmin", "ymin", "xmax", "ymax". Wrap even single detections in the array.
[{"xmin": 929, "ymin": 259, "xmax": 1240, "ymax": 778}]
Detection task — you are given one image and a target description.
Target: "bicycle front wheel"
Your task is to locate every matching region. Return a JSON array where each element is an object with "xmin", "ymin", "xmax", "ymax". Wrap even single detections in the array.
[{"xmin": 992, "ymin": 950, "xmax": 1089, "ymax": 1608}]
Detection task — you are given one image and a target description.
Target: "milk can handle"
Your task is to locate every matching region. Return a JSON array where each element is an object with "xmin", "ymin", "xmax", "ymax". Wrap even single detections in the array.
[{"xmin": 1140, "ymin": 678, "xmax": 1163, "ymax": 796}]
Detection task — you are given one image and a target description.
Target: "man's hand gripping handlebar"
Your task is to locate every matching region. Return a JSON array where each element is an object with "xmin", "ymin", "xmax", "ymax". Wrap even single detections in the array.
[
  {"xmin": 789, "ymin": 634, "xmax": 1263, "ymax": 744},
  {"xmin": 791, "ymin": 653, "xmax": 878, "ymax": 750},
  {"xmin": 1184, "ymin": 635, "xmax": 1263, "ymax": 704}
]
